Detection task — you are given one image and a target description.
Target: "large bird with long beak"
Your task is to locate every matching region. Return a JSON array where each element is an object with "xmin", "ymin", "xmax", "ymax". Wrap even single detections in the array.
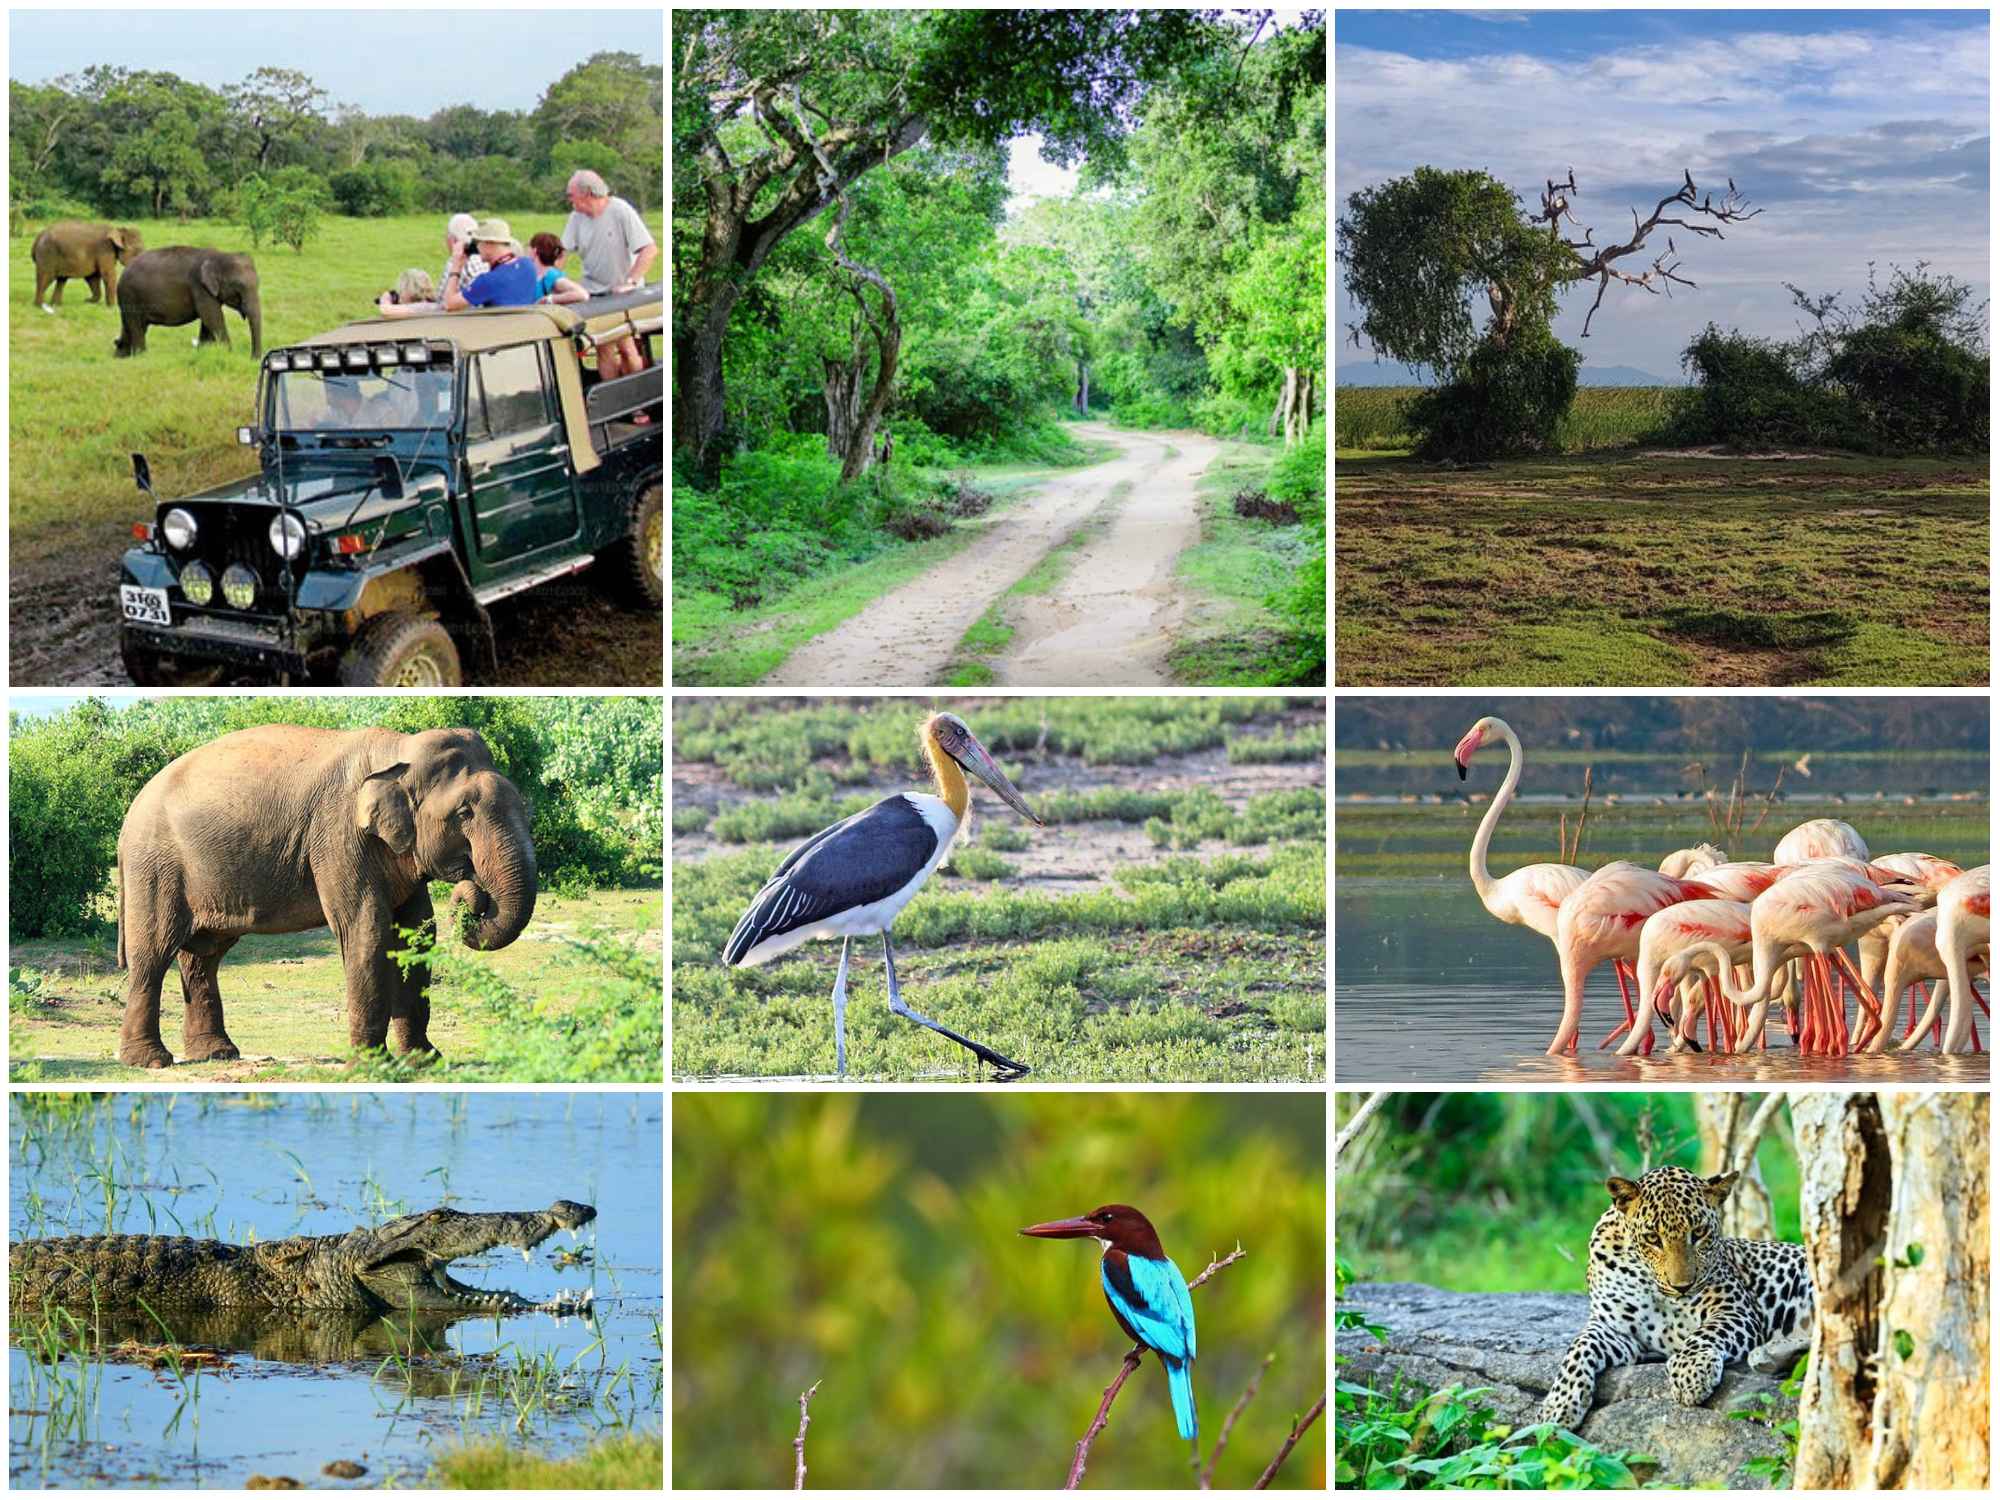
[
  {"xmin": 724, "ymin": 712, "xmax": 1040, "ymax": 1080},
  {"xmin": 1021, "ymin": 1204, "xmax": 1198, "ymax": 1441}
]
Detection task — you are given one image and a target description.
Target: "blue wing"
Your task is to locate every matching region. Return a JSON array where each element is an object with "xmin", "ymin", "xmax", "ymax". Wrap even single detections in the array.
[{"xmin": 1101, "ymin": 1252, "xmax": 1197, "ymax": 1363}]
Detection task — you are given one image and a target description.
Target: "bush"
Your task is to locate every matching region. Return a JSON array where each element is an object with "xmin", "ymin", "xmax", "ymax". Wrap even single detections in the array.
[
  {"xmin": 1826, "ymin": 323, "xmax": 1987, "ymax": 453},
  {"xmin": 1404, "ymin": 331, "xmax": 1580, "ymax": 460},
  {"xmin": 328, "ymin": 162, "xmax": 417, "ymax": 217},
  {"xmin": 1110, "ymin": 392, "xmax": 1193, "ymax": 428},
  {"xmin": 238, "ymin": 173, "xmax": 326, "ymax": 254},
  {"xmin": 1267, "ymin": 440, "xmax": 1326, "ymax": 683}
]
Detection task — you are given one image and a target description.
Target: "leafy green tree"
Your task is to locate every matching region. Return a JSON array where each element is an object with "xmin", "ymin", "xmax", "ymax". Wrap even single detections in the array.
[
  {"xmin": 222, "ymin": 66, "xmax": 329, "ymax": 173},
  {"xmin": 535, "ymin": 51, "xmax": 662, "ymax": 205}
]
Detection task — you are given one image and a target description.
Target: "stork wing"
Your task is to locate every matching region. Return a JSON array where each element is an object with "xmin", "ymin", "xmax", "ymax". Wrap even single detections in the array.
[
  {"xmin": 1101, "ymin": 1252, "xmax": 1197, "ymax": 1362},
  {"xmin": 723, "ymin": 796, "xmax": 941, "ymax": 964}
]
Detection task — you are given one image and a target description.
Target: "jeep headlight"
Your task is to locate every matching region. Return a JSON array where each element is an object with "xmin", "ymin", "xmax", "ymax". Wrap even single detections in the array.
[
  {"xmin": 221, "ymin": 563, "xmax": 259, "ymax": 610},
  {"xmin": 269, "ymin": 512, "xmax": 308, "ymax": 560},
  {"xmin": 162, "ymin": 507, "xmax": 198, "ymax": 550},
  {"xmin": 179, "ymin": 561, "xmax": 214, "ymax": 606}
]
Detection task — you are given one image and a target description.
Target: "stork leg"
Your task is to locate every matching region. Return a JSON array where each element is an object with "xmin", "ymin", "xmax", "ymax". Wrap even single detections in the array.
[
  {"xmin": 882, "ymin": 933, "xmax": 1030, "ymax": 1081},
  {"xmin": 831, "ymin": 937, "xmax": 851, "ymax": 1079}
]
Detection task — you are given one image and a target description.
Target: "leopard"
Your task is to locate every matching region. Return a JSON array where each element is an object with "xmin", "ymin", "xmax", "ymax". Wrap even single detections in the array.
[{"xmin": 1535, "ymin": 1165, "xmax": 1814, "ymax": 1432}]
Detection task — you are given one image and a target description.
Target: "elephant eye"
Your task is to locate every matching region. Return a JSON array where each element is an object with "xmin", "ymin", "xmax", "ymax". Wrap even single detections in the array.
[{"xmin": 456, "ymin": 805, "xmax": 477, "ymax": 822}]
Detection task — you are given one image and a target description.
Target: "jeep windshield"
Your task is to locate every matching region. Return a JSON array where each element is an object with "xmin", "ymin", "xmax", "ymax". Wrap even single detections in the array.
[{"xmin": 268, "ymin": 367, "xmax": 456, "ymax": 437}]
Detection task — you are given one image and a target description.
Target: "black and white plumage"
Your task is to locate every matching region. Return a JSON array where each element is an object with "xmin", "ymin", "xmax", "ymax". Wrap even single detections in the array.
[{"xmin": 723, "ymin": 711, "xmax": 1042, "ymax": 1080}]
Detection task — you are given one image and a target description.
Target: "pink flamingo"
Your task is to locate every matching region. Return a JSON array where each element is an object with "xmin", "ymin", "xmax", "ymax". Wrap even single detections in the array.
[
  {"xmin": 1655, "ymin": 863, "xmax": 1925, "ymax": 1056},
  {"xmin": 1658, "ymin": 843, "xmax": 1728, "ymax": 878},
  {"xmin": 1873, "ymin": 904, "xmax": 1990, "ymax": 1053},
  {"xmin": 1933, "ymin": 865, "xmax": 1990, "ymax": 1055},
  {"xmin": 1773, "ymin": 817, "xmax": 1868, "ymax": 864},
  {"xmin": 1551, "ymin": 862, "xmax": 1718, "ymax": 1054},
  {"xmin": 1624, "ymin": 900, "xmax": 1753, "ymax": 1056},
  {"xmin": 1857, "ymin": 852, "xmax": 1964, "ymax": 996},
  {"xmin": 1453, "ymin": 716, "xmax": 1639, "ymax": 1009}
]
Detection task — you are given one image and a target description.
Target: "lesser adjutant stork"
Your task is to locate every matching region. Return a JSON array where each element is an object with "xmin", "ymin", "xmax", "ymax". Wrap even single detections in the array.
[{"xmin": 723, "ymin": 711, "xmax": 1040, "ymax": 1080}]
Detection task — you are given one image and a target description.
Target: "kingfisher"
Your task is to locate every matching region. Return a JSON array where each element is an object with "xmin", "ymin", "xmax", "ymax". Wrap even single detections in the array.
[
  {"xmin": 1022, "ymin": 1204, "xmax": 1198, "ymax": 1440},
  {"xmin": 724, "ymin": 711, "xmax": 1040, "ymax": 1079}
]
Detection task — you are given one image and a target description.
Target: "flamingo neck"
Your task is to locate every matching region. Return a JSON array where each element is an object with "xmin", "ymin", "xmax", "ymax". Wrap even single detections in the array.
[
  {"xmin": 924, "ymin": 729, "xmax": 968, "ymax": 822},
  {"xmin": 1468, "ymin": 721, "xmax": 1523, "ymax": 910}
]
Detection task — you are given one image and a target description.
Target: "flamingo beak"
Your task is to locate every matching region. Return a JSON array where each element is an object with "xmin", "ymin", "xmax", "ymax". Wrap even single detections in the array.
[
  {"xmin": 1452, "ymin": 727, "xmax": 1482, "ymax": 780},
  {"xmin": 957, "ymin": 732, "xmax": 1042, "ymax": 826}
]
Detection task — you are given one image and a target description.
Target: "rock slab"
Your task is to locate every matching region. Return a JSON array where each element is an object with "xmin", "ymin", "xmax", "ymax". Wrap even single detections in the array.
[{"xmin": 1339, "ymin": 1282, "xmax": 1797, "ymax": 1489}]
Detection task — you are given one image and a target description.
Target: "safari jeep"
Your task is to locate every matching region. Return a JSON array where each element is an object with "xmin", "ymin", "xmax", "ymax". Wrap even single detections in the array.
[{"xmin": 118, "ymin": 287, "xmax": 662, "ymax": 685}]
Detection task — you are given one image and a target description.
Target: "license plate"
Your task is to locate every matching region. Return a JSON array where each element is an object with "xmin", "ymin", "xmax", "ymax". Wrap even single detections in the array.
[{"xmin": 120, "ymin": 584, "xmax": 172, "ymax": 626}]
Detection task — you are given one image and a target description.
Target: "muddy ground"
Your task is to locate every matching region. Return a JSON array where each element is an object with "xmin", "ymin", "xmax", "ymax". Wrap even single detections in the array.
[{"xmin": 10, "ymin": 535, "xmax": 660, "ymax": 686}]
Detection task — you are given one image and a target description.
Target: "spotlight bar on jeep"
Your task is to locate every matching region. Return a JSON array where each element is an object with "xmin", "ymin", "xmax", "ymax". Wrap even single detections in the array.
[{"xmin": 263, "ymin": 342, "xmax": 452, "ymax": 374}]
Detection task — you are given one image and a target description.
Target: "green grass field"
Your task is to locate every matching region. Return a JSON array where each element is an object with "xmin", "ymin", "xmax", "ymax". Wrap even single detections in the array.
[
  {"xmin": 1334, "ymin": 385, "xmax": 1681, "ymax": 454},
  {"xmin": 1335, "ymin": 447, "xmax": 1988, "ymax": 687},
  {"xmin": 8, "ymin": 887, "xmax": 662, "ymax": 1083},
  {"xmin": 9, "ymin": 210, "xmax": 665, "ymax": 560},
  {"xmin": 672, "ymin": 698, "xmax": 1326, "ymax": 1082}
]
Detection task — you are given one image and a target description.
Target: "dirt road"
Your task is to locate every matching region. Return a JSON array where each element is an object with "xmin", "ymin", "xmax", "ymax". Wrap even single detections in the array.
[{"xmin": 762, "ymin": 423, "xmax": 1217, "ymax": 687}]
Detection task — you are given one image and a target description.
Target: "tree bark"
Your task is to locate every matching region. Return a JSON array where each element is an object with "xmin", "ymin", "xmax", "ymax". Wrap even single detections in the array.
[
  {"xmin": 1693, "ymin": 1093, "xmax": 1776, "ymax": 1240},
  {"xmin": 1865, "ymin": 1092, "xmax": 1988, "ymax": 1488},
  {"xmin": 1790, "ymin": 1091, "xmax": 1891, "ymax": 1490},
  {"xmin": 1075, "ymin": 361, "xmax": 1090, "ymax": 414}
]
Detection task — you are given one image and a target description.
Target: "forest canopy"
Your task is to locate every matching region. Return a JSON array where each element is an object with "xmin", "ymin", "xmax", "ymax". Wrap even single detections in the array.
[{"xmin": 9, "ymin": 51, "xmax": 662, "ymax": 219}]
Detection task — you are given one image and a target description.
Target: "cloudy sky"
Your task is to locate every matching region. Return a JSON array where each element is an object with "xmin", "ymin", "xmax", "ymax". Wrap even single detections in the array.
[{"xmin": 1335, "ymin": 9, "xmax": 1989, "ymax": 379}]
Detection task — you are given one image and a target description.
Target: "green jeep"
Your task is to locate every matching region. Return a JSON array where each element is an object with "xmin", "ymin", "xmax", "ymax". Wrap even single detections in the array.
[{"xmin": 118, "ymin": 287, "xmax": 662, "ymax": 685}]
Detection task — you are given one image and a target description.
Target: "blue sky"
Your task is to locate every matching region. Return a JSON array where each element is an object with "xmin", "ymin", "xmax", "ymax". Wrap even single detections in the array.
[
  {"xmin": 10, "ymin": 9, "xmax": 662, "ymax": 115},
  {"xmin": 1335, "ymin": 9, "xmax": 1989, "ymax": 377}
]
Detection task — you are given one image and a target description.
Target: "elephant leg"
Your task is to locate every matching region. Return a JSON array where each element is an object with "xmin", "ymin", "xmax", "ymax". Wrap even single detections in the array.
[
  {"xmin": 193, "ymin": 293, "xmax": 230, "ymax": 349},
  {"xmin": 117, "ymin": 944, "xmax": 177, "ymax": 1070},
  {"xmin": 176, "ymin": 936, "xmax": 243, "ymax": 1062},
  {"xmin": 388, "ymin": 885, "xmax": 441, "ymax": 1059},
  {"xmin": 334, "ymin": 908, "xmax": 402, "ymax": 1055},
  {"xmin": 49, "ymin": 276, "xmax": 65, "ymax": 308},
  {"xmin": 85, "ymin": 272, "xmax": 103, "ymax": 304}
]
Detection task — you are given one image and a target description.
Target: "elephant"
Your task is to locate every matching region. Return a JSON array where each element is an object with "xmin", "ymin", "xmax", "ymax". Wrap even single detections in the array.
[
  {"xmin": 115, "ymin": 726, "xmax": 538, "ymax": 1069},
  {"xmin": 31, "ymin": 221, "xmax": 145, "ymax": 311},
  {"xmin": 114, "ymin": 245, "xmax": 263, "ymax": 359}
]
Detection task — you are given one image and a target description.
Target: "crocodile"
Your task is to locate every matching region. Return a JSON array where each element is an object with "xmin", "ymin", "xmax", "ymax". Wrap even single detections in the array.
[{"xmin": 9, "ymin": 1202, "xmax": 595, "ymax": 1314}]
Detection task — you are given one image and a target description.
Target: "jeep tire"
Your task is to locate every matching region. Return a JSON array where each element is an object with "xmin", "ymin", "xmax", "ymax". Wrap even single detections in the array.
[
  {"xmin": 601, "ymin": 473, "xmax": 662, "ymax": 608},
  {"xmin": 338, "ymin": 612, "xmax": 464, "ymax": 686}
]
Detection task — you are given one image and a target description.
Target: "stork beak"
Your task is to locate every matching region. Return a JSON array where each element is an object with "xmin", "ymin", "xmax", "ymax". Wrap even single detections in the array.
[
  {"xmin": 957, "ymin": 732, "xmax": 1043, "ymax": 825},
  {"xmin": 1020, "ymin": 1216, "xmax": 1097, "ymax": 1239}
]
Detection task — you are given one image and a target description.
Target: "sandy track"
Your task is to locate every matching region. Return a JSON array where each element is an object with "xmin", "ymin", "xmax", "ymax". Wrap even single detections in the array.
[{"xmin": 761, "ymin": 423, "xmax": 1215, "ymax": 687}]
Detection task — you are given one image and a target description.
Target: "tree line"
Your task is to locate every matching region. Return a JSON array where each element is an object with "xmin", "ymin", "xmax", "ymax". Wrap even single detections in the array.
[{"xmin": 10, "ymin": 52, "xmax": 662, "ymax": 223}]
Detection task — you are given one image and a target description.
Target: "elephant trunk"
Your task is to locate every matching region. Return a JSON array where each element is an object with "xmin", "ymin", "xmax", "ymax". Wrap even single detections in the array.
[
  {"xmin": 242, "ymin": 291, "xmax": 263, "ymax": 359},
  {"xmin": 457, "ymin": 797, "xmax": 537, "ymax": 952}
]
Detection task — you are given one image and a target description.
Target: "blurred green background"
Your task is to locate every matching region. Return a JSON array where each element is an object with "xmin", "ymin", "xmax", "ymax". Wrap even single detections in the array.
[
  {"xmin": 673, "ymin": 1092, "xmax": 1326, "ymax": 1488},
  {"xmin": 1336, "ymin": 1092, "xmax": 1802, "ymax": 1293}
]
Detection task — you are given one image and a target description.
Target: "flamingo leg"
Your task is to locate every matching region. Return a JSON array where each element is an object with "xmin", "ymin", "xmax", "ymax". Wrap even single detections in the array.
[
  {"xmin": 1975, "ymin": 979, "xmax": 1991, "ymax": 1018},
  {"xmin": 1831, "ymin": 948, "xmax": 1883, "ymax": 1054}
]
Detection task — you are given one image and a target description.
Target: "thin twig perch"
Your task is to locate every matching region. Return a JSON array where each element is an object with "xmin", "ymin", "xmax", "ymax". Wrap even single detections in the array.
[
  {"xmin": 1252, "ymin": 1392, "xmax": 1326, "ymax": 1489},
  {"xmin": 1200, "ymin": 1351, "xmax": 1274, "ymax": 1487},
  {"xmin": 1065, "ymin": 1245, "xmax": 1247, "ymax": 1489},
  {"xmin": 794, "ymin": 1379, "xmax": 820, "ymax": 1489}
]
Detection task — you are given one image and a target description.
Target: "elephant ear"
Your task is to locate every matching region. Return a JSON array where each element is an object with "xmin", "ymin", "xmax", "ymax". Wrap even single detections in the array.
[
  {"xmin": 197, "ymin": 256, "xmax": 224, "ymax": 299},
  {"xmin": 356, "ymin": 764, "xmax": 416, "ymax": 855}
]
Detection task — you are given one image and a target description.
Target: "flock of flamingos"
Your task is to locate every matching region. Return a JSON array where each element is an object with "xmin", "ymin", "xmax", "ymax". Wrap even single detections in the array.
[{"xmin": 1452, "ymin": 716, "xmax": 1992, "ymax": 1060}]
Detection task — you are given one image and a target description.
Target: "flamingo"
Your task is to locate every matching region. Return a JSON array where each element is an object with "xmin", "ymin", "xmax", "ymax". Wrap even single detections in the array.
[
  {"xmin": 1623, "ymin": 900, "xmax": 1753, "ymax": 1056},
  {"xmin": 1773, "ymin": 817, "xmax": 1868, "ymax": 864},
  {"xmin": 1655, "ymin": 863, "xmax": 1926, "ymax": 1056},
  {"xmin": 1551, "ymin": 863, "xmax": 1719, "ymax": 1054},
  {"xmin": 1658, "ymin": 843, "xmax": 1728, "ymax": 878},
  {"xmin": 1856, "ymin": 852, "xmax": 1964, "ymax": 995},
  {"xmin": 1872, "ymin": 903, "xmax": 1990, "ymax": 1054},
  {"xmin": 1933, "ymin": 866, "xmax": 1991, "ymax": 1055},
  {"xmin": 1453, "ymin": 716, "xmax": 1640, "ymax": 1013}
]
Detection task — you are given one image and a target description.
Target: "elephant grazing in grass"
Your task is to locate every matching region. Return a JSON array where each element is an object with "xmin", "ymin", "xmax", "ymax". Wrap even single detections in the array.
[
  {"xmin": 115, "ymin": 727, "xmax": 538, "ymax": 1069},
  {"xmin": 31, "ymin": 220, "xmax": 144, "ymax": 310},
  {"xmin": 114, "ymin": 245, "xmax": 263, "ymax": 358}
]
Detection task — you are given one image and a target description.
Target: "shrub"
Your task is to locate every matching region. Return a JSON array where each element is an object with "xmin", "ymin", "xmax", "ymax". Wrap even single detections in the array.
[
  {"xmin": 1233, "ymin": 487, "xmax": 1299, "ymax": 524},
  {"xmin": 1404, "ymin": 331, "xmax": 1580, "ymax": 460}
]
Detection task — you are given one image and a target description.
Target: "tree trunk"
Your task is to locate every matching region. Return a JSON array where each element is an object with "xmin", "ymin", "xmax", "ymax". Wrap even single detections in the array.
[
  {"xmin": 1790, "ymin": 1091, "xmax": 1891, "ymax": 1489},
  {"xmin": 1075, "ymin": 361, "xmax": 1090, "ymax": 414},
  {"xmin": 823, "ymin": 345, "xmax": 864, "ymax": 470},
  {"xmin": 1865, "ymin": 1092, "xmax": 1988, "ymax": 1488},
  {"xmin": 1692, "ymin": 1093, "xmax": 1776, "ymax": 1240},
  {"xmin": 823, "ymin": 277, "xmax": 900, "ymax": 484},
  {"xmin": 1268, "ymin": 369, "xmax": 1289, "ymax": 438},
  {"xmin": 1274, "ymin": 366, "xmax": 1313, "ymax": 447}
]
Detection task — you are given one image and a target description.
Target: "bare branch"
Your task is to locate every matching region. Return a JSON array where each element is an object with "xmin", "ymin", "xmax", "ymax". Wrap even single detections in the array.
[
  {"xmin": 1731, "ymin": 1093, "xmax": 1789, "ymax": 1177},
  {"xmin": 793, "ymin": 1379, "xmax": 820, "ymax": 1489},
  {"xmin": 1065, "ymin": 1246, "xmax": 1247, "ymax": 1489},
  {"xmin": 1200, "ymin": 1351, "xmax": 1274, "ymax": 1487},
  {"xmin": 1334, "ymin": 1091, "xmax": 1390, "ymax": 1163},
  {"xmin": 1252, "ymin": 1393, "xmax": 1327, "ymax": 1489}
]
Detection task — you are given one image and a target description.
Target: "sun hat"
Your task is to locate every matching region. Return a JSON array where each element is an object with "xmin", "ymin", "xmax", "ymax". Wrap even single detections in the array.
[{"xmin": 470, "ymin": 217, "xmax": 519, "ymax": 250}]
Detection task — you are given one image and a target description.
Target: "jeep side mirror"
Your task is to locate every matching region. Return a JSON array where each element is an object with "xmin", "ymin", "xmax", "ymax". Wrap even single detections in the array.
[
  {"xmin": 236, "ymin": 425, "xmax": 258, "ymax": 447},
  {"xmin": 372, "ymin": 455, "xmax": 405, "ymax": 501},
  {"xmin": 132, "ymin": 453, "xmax": 153, "ymax": 496}
]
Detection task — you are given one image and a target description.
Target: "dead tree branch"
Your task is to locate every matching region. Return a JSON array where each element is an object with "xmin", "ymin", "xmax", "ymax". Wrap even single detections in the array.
[
  {"xmin": 1252, "ymin": 1393, "xmax": 1327, "ymax": 1488},
  {"xmin": 1065, "ymin": 1246, "xmax": 1247, "ymax": 1489},
  {"xmin": 1532, "ymin": 168, "xmax": 1762, "ymax": 336},
  {"xmin": 1200, "ymin": 1351, "xmax": 1275, "ymax": 1487},
  {"xmin": 1334, "ymin": 1092, "xmax": 1390, "ymax": 1165},
  {"xmin": 793, "ymin": 1379, "xmax": 820, "ymax": 1489}
]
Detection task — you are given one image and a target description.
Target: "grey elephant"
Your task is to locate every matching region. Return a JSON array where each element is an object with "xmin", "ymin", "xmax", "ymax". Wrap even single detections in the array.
[
  {"xmin": 114, "ymin": 245, "xmax": 263, "ymax": 359},
  {"xmin": 116, "ymin": 726, "xmax": 537, "ymax": 1069},
  {"xmin": 31, "ymin": 220, "xmax": 145, "ymax": 311}
]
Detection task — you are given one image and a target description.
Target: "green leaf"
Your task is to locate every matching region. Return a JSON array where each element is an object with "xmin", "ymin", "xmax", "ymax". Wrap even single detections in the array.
[{"xmin": 1892, "ymin": 1328, "xmax": 1916, "ymax": 1360}]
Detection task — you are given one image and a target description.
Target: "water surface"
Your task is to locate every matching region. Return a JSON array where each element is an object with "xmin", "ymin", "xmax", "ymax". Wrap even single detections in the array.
[{"xmin": 9, "ymin": 1094, "xmax": 662, "ymax": 1489}]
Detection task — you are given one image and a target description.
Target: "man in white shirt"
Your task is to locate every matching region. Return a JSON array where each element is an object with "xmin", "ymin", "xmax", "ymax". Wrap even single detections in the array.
[{"xmin": 561, "ymin": 170, "xmax": 657, "ymax": 385}]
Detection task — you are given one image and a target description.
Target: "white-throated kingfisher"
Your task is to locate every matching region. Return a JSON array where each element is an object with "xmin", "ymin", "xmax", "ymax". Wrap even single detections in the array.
[{"xmin": 1021, "ymin": 1203, "xmax": 1198, "ymax": 1440}]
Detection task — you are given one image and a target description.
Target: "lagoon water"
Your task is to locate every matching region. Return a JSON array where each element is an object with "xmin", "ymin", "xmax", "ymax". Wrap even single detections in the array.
[
  {"xmin": 1336, "ymin": 876, "xmax": 1993, "ymax": 1084},
  {"xmin": 9, "ymin": 1094, "xmax": 662, "ymax": 1489}
]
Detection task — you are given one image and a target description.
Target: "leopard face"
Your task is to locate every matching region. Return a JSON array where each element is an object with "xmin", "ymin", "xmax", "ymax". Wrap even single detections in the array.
[{"xmin": 1605, "ymin": 1166, "xmax": 1737, "ymax": 1298}]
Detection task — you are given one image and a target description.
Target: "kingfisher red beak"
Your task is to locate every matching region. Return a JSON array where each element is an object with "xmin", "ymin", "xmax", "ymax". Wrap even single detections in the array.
[
  {"xmin": 958, "ymin": 732, "xmax": 1044, "ymax": 826},
  {"xmin": 1020, "ymin": 1215, "xmax": 1098, "ymax": 1239}
]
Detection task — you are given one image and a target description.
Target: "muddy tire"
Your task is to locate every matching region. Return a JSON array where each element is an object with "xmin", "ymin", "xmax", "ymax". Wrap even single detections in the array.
[
  {"xmin": 121, "ymin": 635, "xmax": 223, "ymax": 687},
  {"xmin": 338, "ymin": 612, "xmax": 463, "ymax": 686},
  {"xmin": 600, "ymin": 472, "xmax": 662, "ymax": 609}
]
